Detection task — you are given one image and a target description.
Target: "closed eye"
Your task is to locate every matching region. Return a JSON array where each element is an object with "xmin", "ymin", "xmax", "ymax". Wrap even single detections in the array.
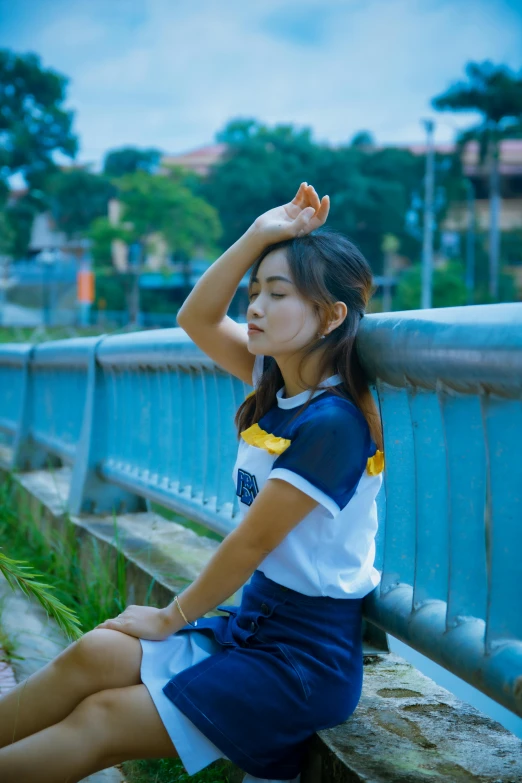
[{"xmin": 248, "ymin": 293, "xmax": 286, "ymax": 300}]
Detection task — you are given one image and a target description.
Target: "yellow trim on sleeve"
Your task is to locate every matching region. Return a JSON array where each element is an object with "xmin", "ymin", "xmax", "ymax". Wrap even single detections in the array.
[
  {"xmin": 240, "ymin": 423, "xmax": 292, "ymax": 455},
  {"xmin": 366, "ymin": 449, "xmax": 384, "ymax": 475}
]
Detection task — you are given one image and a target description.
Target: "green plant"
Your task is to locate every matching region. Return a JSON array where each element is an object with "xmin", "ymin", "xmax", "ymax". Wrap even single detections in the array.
[
  {"xmin": 0, "ymin": 549, "xmax": 83, "ymax": 641},
  {"xmin": 0, "ymin": 477, "xmax": 82, "ymax": 640}
]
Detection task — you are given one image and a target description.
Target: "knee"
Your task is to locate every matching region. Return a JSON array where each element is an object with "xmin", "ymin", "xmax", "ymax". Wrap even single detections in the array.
[
  {"xmin": 60, "ymin": 629, "xmax": 127, "ymax": 680},
  {"xmin": 67, "ymin": 689, "xmax": 118, "ymax": 754}
]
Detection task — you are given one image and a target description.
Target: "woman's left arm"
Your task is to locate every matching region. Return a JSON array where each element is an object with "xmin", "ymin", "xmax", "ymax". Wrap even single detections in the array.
[{"xmin": 96, "ymin": 479, "xmax": 318, "ymax": 640}]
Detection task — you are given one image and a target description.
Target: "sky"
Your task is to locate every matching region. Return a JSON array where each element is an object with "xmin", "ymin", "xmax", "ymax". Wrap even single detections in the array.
[{"xmin": 1, "ymin": 0, "xmax": 521, "ymax": 171}]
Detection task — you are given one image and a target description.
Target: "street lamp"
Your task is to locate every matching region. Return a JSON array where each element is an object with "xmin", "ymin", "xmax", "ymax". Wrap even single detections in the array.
[
  {"xmin": 0, "ymin": 256, "xmax": 13, "ymax": 327},
  {"xmin": 464, "ymin": 179, "xmax": 476, "ymax": 306},
  {"xmin": 421, "ymin": 119, "xmax": 436, "ymax": 309}
]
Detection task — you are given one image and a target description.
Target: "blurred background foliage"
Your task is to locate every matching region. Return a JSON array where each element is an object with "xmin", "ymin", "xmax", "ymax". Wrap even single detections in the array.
[{"xmin": 1, "ymin": 48, "xmax": 521, "ymax": 315}]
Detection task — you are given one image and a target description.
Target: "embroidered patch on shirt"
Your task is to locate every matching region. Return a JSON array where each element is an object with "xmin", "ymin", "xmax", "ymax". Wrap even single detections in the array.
[{"xmin": 237, "ymin": 468, "xmax": 259, "ymax": 506}]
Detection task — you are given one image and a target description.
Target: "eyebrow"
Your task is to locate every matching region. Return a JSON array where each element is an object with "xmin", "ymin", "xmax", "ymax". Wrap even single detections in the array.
[{"xmin": 251, "ymin": 275, "xmax": 293, "ymax": 285}]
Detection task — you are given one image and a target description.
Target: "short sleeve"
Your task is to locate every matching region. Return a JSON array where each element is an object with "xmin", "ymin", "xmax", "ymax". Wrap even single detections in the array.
[
  {"xmin": 268, "ymin": 401, "xmax": 370, "ymax": 519},
  {"xmin": 252, "ymin": 354, "xmax": 265, "ymax": 389}
]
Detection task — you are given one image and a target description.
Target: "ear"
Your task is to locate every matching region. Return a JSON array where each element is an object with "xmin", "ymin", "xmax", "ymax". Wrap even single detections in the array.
[{"xmin": 325, "ymin": 302, "xmax": 348, "ymax": 334}]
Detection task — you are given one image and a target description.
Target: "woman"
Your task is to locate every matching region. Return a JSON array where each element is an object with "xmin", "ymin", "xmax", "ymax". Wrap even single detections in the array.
[{"xmin": 0, "ymin": 183, "xmax": 384, "ymax": 782}]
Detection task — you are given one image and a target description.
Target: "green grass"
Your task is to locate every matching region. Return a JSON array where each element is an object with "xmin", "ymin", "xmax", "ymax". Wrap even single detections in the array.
[
  {"xmin": 0, "ymin": 325, "xmax": 108, "ymax": 343},
  {"xmin": 121, "ymin": 757, "xmax": 231, "ymax": 783},
  {"xmin": 0, "ymin": 320, "xmax": 150, "ymax": 344},
  {"xmin": 0, "ymin": 474, "xmax": 233, "ymax": 782}
]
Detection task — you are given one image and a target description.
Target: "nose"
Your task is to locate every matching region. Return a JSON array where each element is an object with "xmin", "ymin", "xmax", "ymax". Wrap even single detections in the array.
[{"xmin": 248, "ymin": 300, "xmax": 264, "ymax": 318}]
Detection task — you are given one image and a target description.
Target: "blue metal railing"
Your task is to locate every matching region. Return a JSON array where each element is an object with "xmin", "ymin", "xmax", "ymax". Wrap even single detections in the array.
[
  {"xmin": 0, "ymin": 303, "xmax": 521, "ymax": 718},
  {"xmin": 0, "ymin": 344, "xmax": 32, "ymax": 444}
]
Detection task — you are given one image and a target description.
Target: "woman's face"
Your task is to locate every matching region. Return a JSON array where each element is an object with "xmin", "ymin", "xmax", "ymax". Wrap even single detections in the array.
[{"xmin": 246, "ymin": 249, "xmax": 321, "ymax": 357}]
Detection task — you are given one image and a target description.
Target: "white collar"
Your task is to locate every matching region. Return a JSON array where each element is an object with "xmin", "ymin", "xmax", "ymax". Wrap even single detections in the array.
[{"xmin": 276, "ymin": 374, "xmax": 342, "ymax": 409}]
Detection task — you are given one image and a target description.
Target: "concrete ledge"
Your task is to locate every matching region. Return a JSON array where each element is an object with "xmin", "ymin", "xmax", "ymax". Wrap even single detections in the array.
[
  {"xmin": 303, "ymin": 654, "xmax": 522, "ymax": 782},
  {"xmin": 2, "ymin": 465, "xmax": 522, "ymax": 783}
]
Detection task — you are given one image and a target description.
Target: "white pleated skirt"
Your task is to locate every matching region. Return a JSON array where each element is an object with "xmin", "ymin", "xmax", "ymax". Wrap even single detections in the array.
[{"xmin": 139, "ymin": 630, "xmax": 228, "ymax": 775}]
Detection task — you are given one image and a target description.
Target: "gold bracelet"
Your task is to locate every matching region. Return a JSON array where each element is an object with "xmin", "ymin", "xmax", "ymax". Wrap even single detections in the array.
[{"xmin": 174, "ymin": 595, "xmax": 197, "ymax": 627}]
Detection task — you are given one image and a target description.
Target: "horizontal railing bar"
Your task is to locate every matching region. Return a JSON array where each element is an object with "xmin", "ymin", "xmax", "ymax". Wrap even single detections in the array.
[
  {"xmin": 99, "ymin": 462, "xmax": 236, "ymax": 537},
  {"xmin": 0, "ymin": 344, "xmax": 33, "ymax": 366},
  {"xmin": 96, "ymin": 327, "xmax": 221, "ymax": 369},
  {"xmin": 31, "ymin": 337, "xmax": 103, "ymax": 369},
  {"xmin": 32, "ymin": 431, "xmax": 76, "ymax": 463},
  {"xmin": 357, "ymin": 304, "xmax": 522, "ymax": 395}
]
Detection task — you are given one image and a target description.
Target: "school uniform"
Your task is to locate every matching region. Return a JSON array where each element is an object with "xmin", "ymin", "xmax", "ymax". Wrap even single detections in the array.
[{"xmin": 139, "ymin": 354, "xmax": 384, "ymax": 781}]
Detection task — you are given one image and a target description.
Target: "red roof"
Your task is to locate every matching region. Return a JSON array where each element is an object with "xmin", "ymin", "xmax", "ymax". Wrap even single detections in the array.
[{"xmin": 161, "ymin": 144, "xmax": 228, "ymax": 175}]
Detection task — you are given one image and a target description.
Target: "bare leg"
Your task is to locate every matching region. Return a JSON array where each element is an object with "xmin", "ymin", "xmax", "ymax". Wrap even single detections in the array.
[
  {"xmin": 0, "ymin": 682, "xmax": 178, "ymax": 783},
  {"xmin": 0, "ymin": 629, "xmax": 142, "ymax": 748}
]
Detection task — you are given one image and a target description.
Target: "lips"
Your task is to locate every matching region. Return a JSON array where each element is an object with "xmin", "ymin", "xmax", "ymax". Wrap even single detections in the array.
[{"xmin": 247, "ymin": 325, "xmax": 264, "ymax": 332}]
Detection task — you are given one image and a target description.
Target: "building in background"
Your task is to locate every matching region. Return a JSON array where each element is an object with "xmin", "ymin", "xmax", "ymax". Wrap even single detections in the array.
[{"xmin": 159, "ymin": 143, "xmax": 227, "ymax": 177}]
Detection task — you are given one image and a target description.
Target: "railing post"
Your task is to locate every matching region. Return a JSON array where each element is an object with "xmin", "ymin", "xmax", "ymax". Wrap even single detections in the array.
[
  {"xmin": 12, "ymin": 346, "xmax": 60, "ymax": 471},
  {"xmin": 68, "ymin": 336, "xmax": 148, "ymax": 515}
]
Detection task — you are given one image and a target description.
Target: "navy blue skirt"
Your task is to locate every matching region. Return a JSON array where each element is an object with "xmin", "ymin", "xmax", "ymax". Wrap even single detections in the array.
[{"xmin": 162, "ymin": 570, "xmax": 364, "ymax": 779}]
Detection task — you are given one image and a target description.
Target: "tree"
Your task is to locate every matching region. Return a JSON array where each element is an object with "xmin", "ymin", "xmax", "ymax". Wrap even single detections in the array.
[
  {"xmin": 394, "ymin": 257, "xmax": 517, "ymax": 310},
  {"xmin": 114, "ymin": 171, "xmax": 221, "ymax": 256},
  {"xmin": 88, "ymin": 217, "xmax": 134, "ymax": 269},
  {"xmin": 205, "ymin": 118, "xmax": 425, "ymax": 273},
  {"xmin": 88, "ymin": 172, "xmax": 221, "ymax": 323},
  {"xmin": 45, "ymin": 168, "xmax": 116, "ymax": 238},
  {"xmin": 103, "ymin": 147, "xmax": 162, "ymax": 178},
  {"xmin": 393, "ymin": 261, "xmax": 469, "ymax": 310},
  {"xmin": 208, "ymin": 118, "xmax": 324, "ymax": 249},
  {"xmin": 350, "ymin": 131, "xmax": 376, "ymax": 148},
  {"xmin": 432, "ymin": 61, "xmax": 522, "ymax": 299},
  {"xmin": 0, "ymin": 49, "xmax": 78, "ymax": 190},
  {"xmin": 2, "ymin": 191, "xmax": 47, "ymax": 260}
]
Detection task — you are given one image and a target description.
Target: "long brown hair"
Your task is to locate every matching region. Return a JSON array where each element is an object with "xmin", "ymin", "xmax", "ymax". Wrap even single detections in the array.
[{"xmin": 234, "ymin": 228, "xmax": 383, "ymax": 451}]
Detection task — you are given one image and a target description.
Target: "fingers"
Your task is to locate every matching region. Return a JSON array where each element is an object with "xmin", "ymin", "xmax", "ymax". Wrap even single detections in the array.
[
  {"xmin": 291, "ymin": 184, "xmax": 329, "ymax": 236},
  {"xmin": 96, "ymin": 617, "xmax": 123, "ymax": 629},
  {"xmin": 306, "ymin": 184, "xmax": 321, "ymax": 212},
  {"xmin": 316, "ymin": 194, "xmax": 330, "ymax": 223},
  {"xmin": 292, "ymin": 181, "xmax": 308, "ymax": 207},
  {"xmin": 294, "ymin": 206, "xmax": 316, "ymax": 236}
]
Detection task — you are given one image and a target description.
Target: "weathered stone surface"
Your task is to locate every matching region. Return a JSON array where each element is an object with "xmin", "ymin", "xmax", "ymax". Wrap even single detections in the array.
[{"xmin": 302, "ymin": 654, "xmax": 522, "ymax": 782}]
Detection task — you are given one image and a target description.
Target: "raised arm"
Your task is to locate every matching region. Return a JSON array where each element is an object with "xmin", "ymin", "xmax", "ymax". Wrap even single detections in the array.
[{"xmin": 176, "ymin": 183, "xmax": 329, "ymax": 385}]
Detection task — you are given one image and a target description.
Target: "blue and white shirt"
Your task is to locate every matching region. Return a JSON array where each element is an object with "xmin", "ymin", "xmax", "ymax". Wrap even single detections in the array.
[{"xmin": 232, "ymin": 354, "xmax": 384, "ymax": 599}]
